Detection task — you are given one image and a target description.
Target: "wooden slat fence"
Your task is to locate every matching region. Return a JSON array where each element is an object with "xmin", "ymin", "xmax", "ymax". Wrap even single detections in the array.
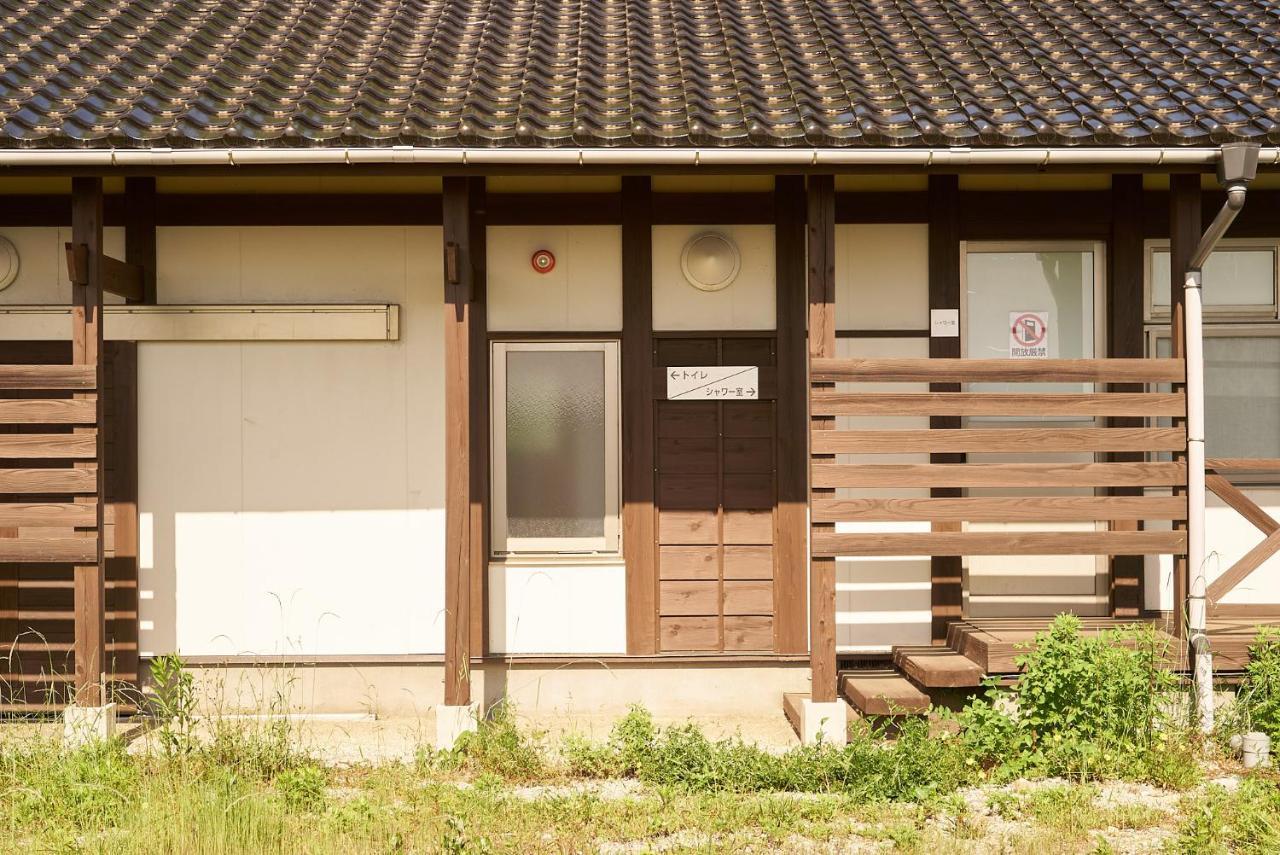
[
  {"xmin": 808, "ymin": 357, "xmax": 1190, "ymax": 596},
  {"xmin": 0, "ymin": 359, "xmax": 132, "ymax": 712}
]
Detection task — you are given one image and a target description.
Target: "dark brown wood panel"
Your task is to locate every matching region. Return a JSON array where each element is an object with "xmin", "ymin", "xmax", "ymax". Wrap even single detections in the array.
[{"xmin": 654, "ymin": 335, "xmax": 778, "ymax": 653}]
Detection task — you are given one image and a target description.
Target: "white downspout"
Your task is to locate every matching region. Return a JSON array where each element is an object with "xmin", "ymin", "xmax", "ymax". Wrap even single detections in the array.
[
  {"xmin": 1183, "ymin": 265, "xmax": 1213, "ymax": 732},
  {"xmin": 1185, "ymin": 166, "xmax": 1253, "ymax": 733}
]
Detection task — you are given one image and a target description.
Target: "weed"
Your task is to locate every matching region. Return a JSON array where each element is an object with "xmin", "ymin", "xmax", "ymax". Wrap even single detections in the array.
[
  {"xmin": 446, "ymin": 702, "xmax": 546, "ymax": 781},
  {"xmin": 276, "ymin": 763, "xmax": 328, "ymax": 812},
  {"xmin": 148, "ymin": 652, "xmax": 197, "ymax": 758},
  {"xmin": 1235, "ymin": 627, "xmax": 1280, "ymax": 741},
  {"xmin": 955, "ymin": 614, "xmax": 1200, "ymax": 786}
]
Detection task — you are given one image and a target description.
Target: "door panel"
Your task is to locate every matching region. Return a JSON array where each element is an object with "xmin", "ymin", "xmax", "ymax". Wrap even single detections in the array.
[{"xmin": 653, "ymin": 336, "xmax": 777, "ymax": 651}]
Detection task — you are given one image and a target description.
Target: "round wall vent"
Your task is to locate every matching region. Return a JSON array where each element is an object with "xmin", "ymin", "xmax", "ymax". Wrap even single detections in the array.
[
  {"xmin": 680, "ymin": 232, "xmax": 740, "ymax": 292},
  {"xmin": 0, "ymin": 236, "xmax": 18, "ymax": 291}
]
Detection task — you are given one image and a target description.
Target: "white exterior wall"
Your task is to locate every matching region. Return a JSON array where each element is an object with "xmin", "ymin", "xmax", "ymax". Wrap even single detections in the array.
[
  {"xmin": 652, "ymin": 225, "xmax": 775, "ymax": 330},
  {"xmin": 0, "ymin": 226, "xmax": 125, "ymax": 305},
  {"xmin": 833, "ymin": 225, "xmax": 932, "ymax": 651},
  {"xmin": 486, "ymin": 225, "xmax": 627, "ymax": 654},
  {"xmin": 138, "ymin": 226, "xmax": 445, "ymax": 657}
]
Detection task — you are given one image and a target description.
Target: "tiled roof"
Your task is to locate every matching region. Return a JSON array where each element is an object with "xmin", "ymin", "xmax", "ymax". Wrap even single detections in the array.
[{"xmin": 1, "ymin": 0, "xmax": 1278, "ymax": 150}]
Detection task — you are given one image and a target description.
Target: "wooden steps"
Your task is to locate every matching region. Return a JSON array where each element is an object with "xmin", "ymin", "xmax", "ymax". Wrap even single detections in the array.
[
  {"xmin": 893, "ymin": 647, "xmax": 985, "ymax": 687},
  {"xmin": 840, "ymin": 670, "xmax": 930, "ymax": 716}
]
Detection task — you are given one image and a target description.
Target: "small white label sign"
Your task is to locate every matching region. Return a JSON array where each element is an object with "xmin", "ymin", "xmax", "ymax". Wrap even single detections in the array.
[
  {"xmin": 930, "ymin": 308, "xmax": 960, "ymax": 338},
  {"xmin": 1009, "ymin": 310, "xmax": 1050, "ymax": 358},
  {"xmin": 667, "ymin": 366, "xmax": 759, "ymax": 400}
]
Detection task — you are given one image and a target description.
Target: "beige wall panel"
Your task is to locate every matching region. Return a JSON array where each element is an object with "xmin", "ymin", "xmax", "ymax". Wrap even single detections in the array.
[
  {"xmin": 156, "ymin": 177, "xmax": 443, "ymax": 194},
  {"xmin": 487, "ymin": 226, "xmax": 622, "ymax": 330},
  {"xmin": 959, "ymin": 174, "xmax": 1111, "ymax": 191},
  {"xmin": 652, "ymin": 225, "xmax": 775, "ymax": 330},
  {"xmin": 835, "ymin": 225, "xmax": 929, "ymax": 331},
  {"xmin": 0, "ymin": 226, "xmax": 126, "ymax": 305},
  {"xmin": 651, "ymin": 175, "xmax": 773, "ymax": 193},
  {"xmin": 140, "ymin": 226, "xmax": 447, "ymax": 657},
  {"xmin": 486, "ymin": 176, "xmax": 620, "ymax": 193},
  {"xmin": 834, "ymin": 175, "xmax": 928, "ymax": 192}
]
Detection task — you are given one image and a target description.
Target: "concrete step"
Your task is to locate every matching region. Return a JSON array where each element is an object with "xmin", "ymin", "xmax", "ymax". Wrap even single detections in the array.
[{"xmin": 893, "ymin": 646, "xmax": 985, "ymax": 688}]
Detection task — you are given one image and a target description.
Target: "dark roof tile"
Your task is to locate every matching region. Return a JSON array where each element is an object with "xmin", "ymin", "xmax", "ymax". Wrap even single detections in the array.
[{"xmin": 0, "ymin": 0, "xmax": 1276, "ymax": 149}]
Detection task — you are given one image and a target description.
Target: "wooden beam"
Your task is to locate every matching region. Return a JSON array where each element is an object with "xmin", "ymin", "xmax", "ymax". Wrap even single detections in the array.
[
  {"xmin": 807, "ymin": 174, "xmax": 837, "ymax": 702},
  {"xmin": 442, "ymin": 177, "xmax": 482, "ymax": 706},
  {"xmin": 71, "ymin": 176, "xmax": 106, "ymax": 708},
  {"xmin": 813, "ymin": 530, "xmax": 1186, "ymax": 557},
  {"xmin": 125, "ymin": 177, "xmax": 157, "ymax": 304},
  {"xmin": 1169, "ymin": 174, "xmax": 1201, "ymax": 638},
  {"xmin": 810, "ymin": 357, "xmax": 1184, "ymax": 383},
  {"xmin": 773, "ymin": 175, "xmax": 807, "ymax": 654},
  {"xmin": 466, "ymin": 177, "xmax": 488, "ymax": 657},
  {"xmin": 622, "ymin": 177, "xmax": 657, "ymax": 654},
  {"xmin": 928, "ymin": 174, "xmax": 962, "ymax": 644},
  {"xmin": 64, "ymin": 242, "xmax": 144, "ymax": 300},
  {"xmin": 1109, "ymin": 174, "xmax": 1146, "ymax": 617}
]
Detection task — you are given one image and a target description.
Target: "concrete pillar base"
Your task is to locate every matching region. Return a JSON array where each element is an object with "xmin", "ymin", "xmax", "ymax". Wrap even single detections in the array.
[
  {"xmin": 63, "ymin": 703, "xmax": 117, "ymax": 747},
  {"xmin": 435, "ymin": 702, "xmax": 480, "ymax": 750},
  {"xmin": 800, "ymin": 699, "xmax": 848, "ymax": 746}
]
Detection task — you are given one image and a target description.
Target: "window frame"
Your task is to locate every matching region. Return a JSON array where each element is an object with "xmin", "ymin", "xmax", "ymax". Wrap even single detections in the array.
[
  {"xmin": 489, "ymin": 339, "xmax": 621, "ymax": 557},
  {"xmin": 1143, "ymin": 237, "xmax": 1280, "ymax": 321}
]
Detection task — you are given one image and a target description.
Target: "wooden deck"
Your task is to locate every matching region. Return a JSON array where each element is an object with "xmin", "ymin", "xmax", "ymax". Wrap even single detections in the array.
[{"xmin": 839, "ymin": 616, "xmax": 1279, "ymax": 716}]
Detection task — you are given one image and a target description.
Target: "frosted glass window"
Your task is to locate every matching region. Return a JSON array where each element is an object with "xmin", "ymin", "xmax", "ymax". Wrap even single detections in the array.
[
  {"xmin": 965, "ymin": 246, "xmax": 1095, "ymax": 394},
  {"xmin": 491, "ymin": 342, "xmax": 620, "ymax": 554},
  {"xmin": 1154, "ymin": 334, "xmax": 1280, "ymax": 459},
  {"xmin": 1151, "ymin": 247, "xmax": 1276, "ymax": 310}
]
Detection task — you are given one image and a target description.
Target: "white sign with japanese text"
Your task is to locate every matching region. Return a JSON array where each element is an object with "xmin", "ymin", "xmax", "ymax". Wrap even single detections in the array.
[{"xmin": 666, "ymin": 366, "xmax": 759, "ymax": 400}]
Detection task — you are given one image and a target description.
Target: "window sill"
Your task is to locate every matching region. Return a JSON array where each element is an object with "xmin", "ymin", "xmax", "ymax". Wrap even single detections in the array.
[{"xmin": 489, "ymin": 554, "xmax": 624, "ymax": 568}]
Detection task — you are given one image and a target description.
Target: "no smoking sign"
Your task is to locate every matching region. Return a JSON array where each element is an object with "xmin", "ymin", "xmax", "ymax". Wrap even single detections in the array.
[{"xmin": 1009, "ymin": 311, "xmax": 1049, "ymax": 359}]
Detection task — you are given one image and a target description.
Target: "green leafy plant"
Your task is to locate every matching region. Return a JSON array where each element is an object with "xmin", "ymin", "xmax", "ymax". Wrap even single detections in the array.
[
  {"xmin": 275, "ymin": 764, "xmax": 327, "ymax": 813},
  {"xmin": 446, "ymin": 702, "xmax": 546, "ymax": 781},
  {"xmin": 1235, "ymin": 627, "xmax": 1280, "ymax": 741},
  {"xmin": 149, "ymin": 652, "xmax": 197, "ymax": 758},
  {"xmin": 955, "ymin": 614, "xmax": 1199, "ymax": 785}
]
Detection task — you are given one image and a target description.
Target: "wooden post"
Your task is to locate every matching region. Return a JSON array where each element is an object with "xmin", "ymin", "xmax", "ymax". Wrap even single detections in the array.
[
  {"xmin": 807, "ymin": 175, "xmax": 837, "ymax": 701},
  {"xmin": 1169, "ymin": 174, "xmax": 1201, "ymax": 638},
  {"xmin": 622, "ymin": 177, "xmax": 657, "ymax": 654},
  {"xmin": 1108, "ymin": 174, "xmax": 1145, "ymax": 617},
  {"xmin": 467, "ymin": 179, "xmax": 488, "ymax": 657},
  {"xmin": 71, "ymin": 177, "xmax": 106, "ymax": 707},
  {"xmin": 774, "ymin": 175, "xmax": 808, "ymax": 653},
  {"xmin": 442, "ymin": 177, "xmax": 484, "ymax": 706},
  {"xmin": 928, "ymin": 175, "xmax": 962, "ymax": 643}
]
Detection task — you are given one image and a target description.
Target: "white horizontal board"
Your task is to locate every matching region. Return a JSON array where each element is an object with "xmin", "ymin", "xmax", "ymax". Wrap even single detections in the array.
[{"xmin": 0, "ymin": 304, "xmax": 399, "ymax": 341}]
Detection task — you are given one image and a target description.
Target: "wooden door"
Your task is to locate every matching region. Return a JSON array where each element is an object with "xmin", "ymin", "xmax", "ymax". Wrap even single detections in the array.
[{"xmin": 653, "ymin": 336, "xmax": 777, "ymax": 651}]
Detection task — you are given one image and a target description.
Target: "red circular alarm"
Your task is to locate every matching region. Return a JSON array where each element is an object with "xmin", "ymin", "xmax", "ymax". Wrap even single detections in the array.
[{"xmin": 531, "ymin": 249, "xmax": 556, "ymax": 274}]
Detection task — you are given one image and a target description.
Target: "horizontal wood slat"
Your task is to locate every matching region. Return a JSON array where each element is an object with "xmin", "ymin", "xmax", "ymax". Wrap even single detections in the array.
[
  {"xmin": 0, "ymin": 364, "xmax": 96, "ymax": 390},
  {"xmin": 812, "ymin": 461, "xmax": 1187, "ymax": 489},
  {"xmin": 810, "ymin": 391, "xmax": 1185, "ymax": 417},
  {"xmin": 0, "ymin": 398, "xmax": 97, "ymax": 424},
  {"xmin": 0, "ymin": 468, "xmax": 98, "ymax": 493},
  {"xmin": 0, "ymin": 502, "xmax": 97, "ymax": 527},
  {"xmin": 0, "ymin": 432, "xmax": 98, "ymax": 459},
  {"xmin": 811, "ymin": 495, "xmax": 1187, "ymax": 523},
  {"xmin": 812, "ymin": 427, "xmax": 1184, "ymax": 455},
  {"xmin": 810, "ymin": 357, "xmax": 1184, "ymax": 383},
  {"xmin": 1207, "ymin": 458, "xmax": 1280, "ymax": 473},
  {"xmin": 0, "ymin": 536, "xmax": 98, "ymax": 562},
  {"xmin": 812, "ymin": 530, "xmax": 1185, "ymax": 558}
]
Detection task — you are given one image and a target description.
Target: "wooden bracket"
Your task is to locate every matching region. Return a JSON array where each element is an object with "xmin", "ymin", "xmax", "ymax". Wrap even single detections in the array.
[{"xmin": 64, "ymin": 242, "xmax": 145, "ymax": 301}]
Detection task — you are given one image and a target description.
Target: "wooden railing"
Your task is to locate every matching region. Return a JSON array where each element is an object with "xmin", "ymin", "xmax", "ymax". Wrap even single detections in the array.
[
  {"xmin": 0, "ymin": 362, "xmax": 119, "ymax": 711},
  {"xmin": 1204, "ymin": 458, "xmax": 1280, "ymax": 617},
  {"xmin": 808, "ymin": 356, "xmax": 1191, "ymax": 688}
]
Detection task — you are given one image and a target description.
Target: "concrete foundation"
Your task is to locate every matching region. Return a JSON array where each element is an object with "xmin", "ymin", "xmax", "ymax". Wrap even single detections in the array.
[
  {"xmin": 435, "ymin": 702, "xmax": 481, "ymax": 749},
  {"xmin": 181, "ymin": 659, "xmax": 811, "ymax": 721},
  {"xmin": 799, "ymin": 699, "xmax": 849, "ymax": 746},
  {"xmin": 62, "ymin": 703, "xmax": 117, "ymax": 747}
]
